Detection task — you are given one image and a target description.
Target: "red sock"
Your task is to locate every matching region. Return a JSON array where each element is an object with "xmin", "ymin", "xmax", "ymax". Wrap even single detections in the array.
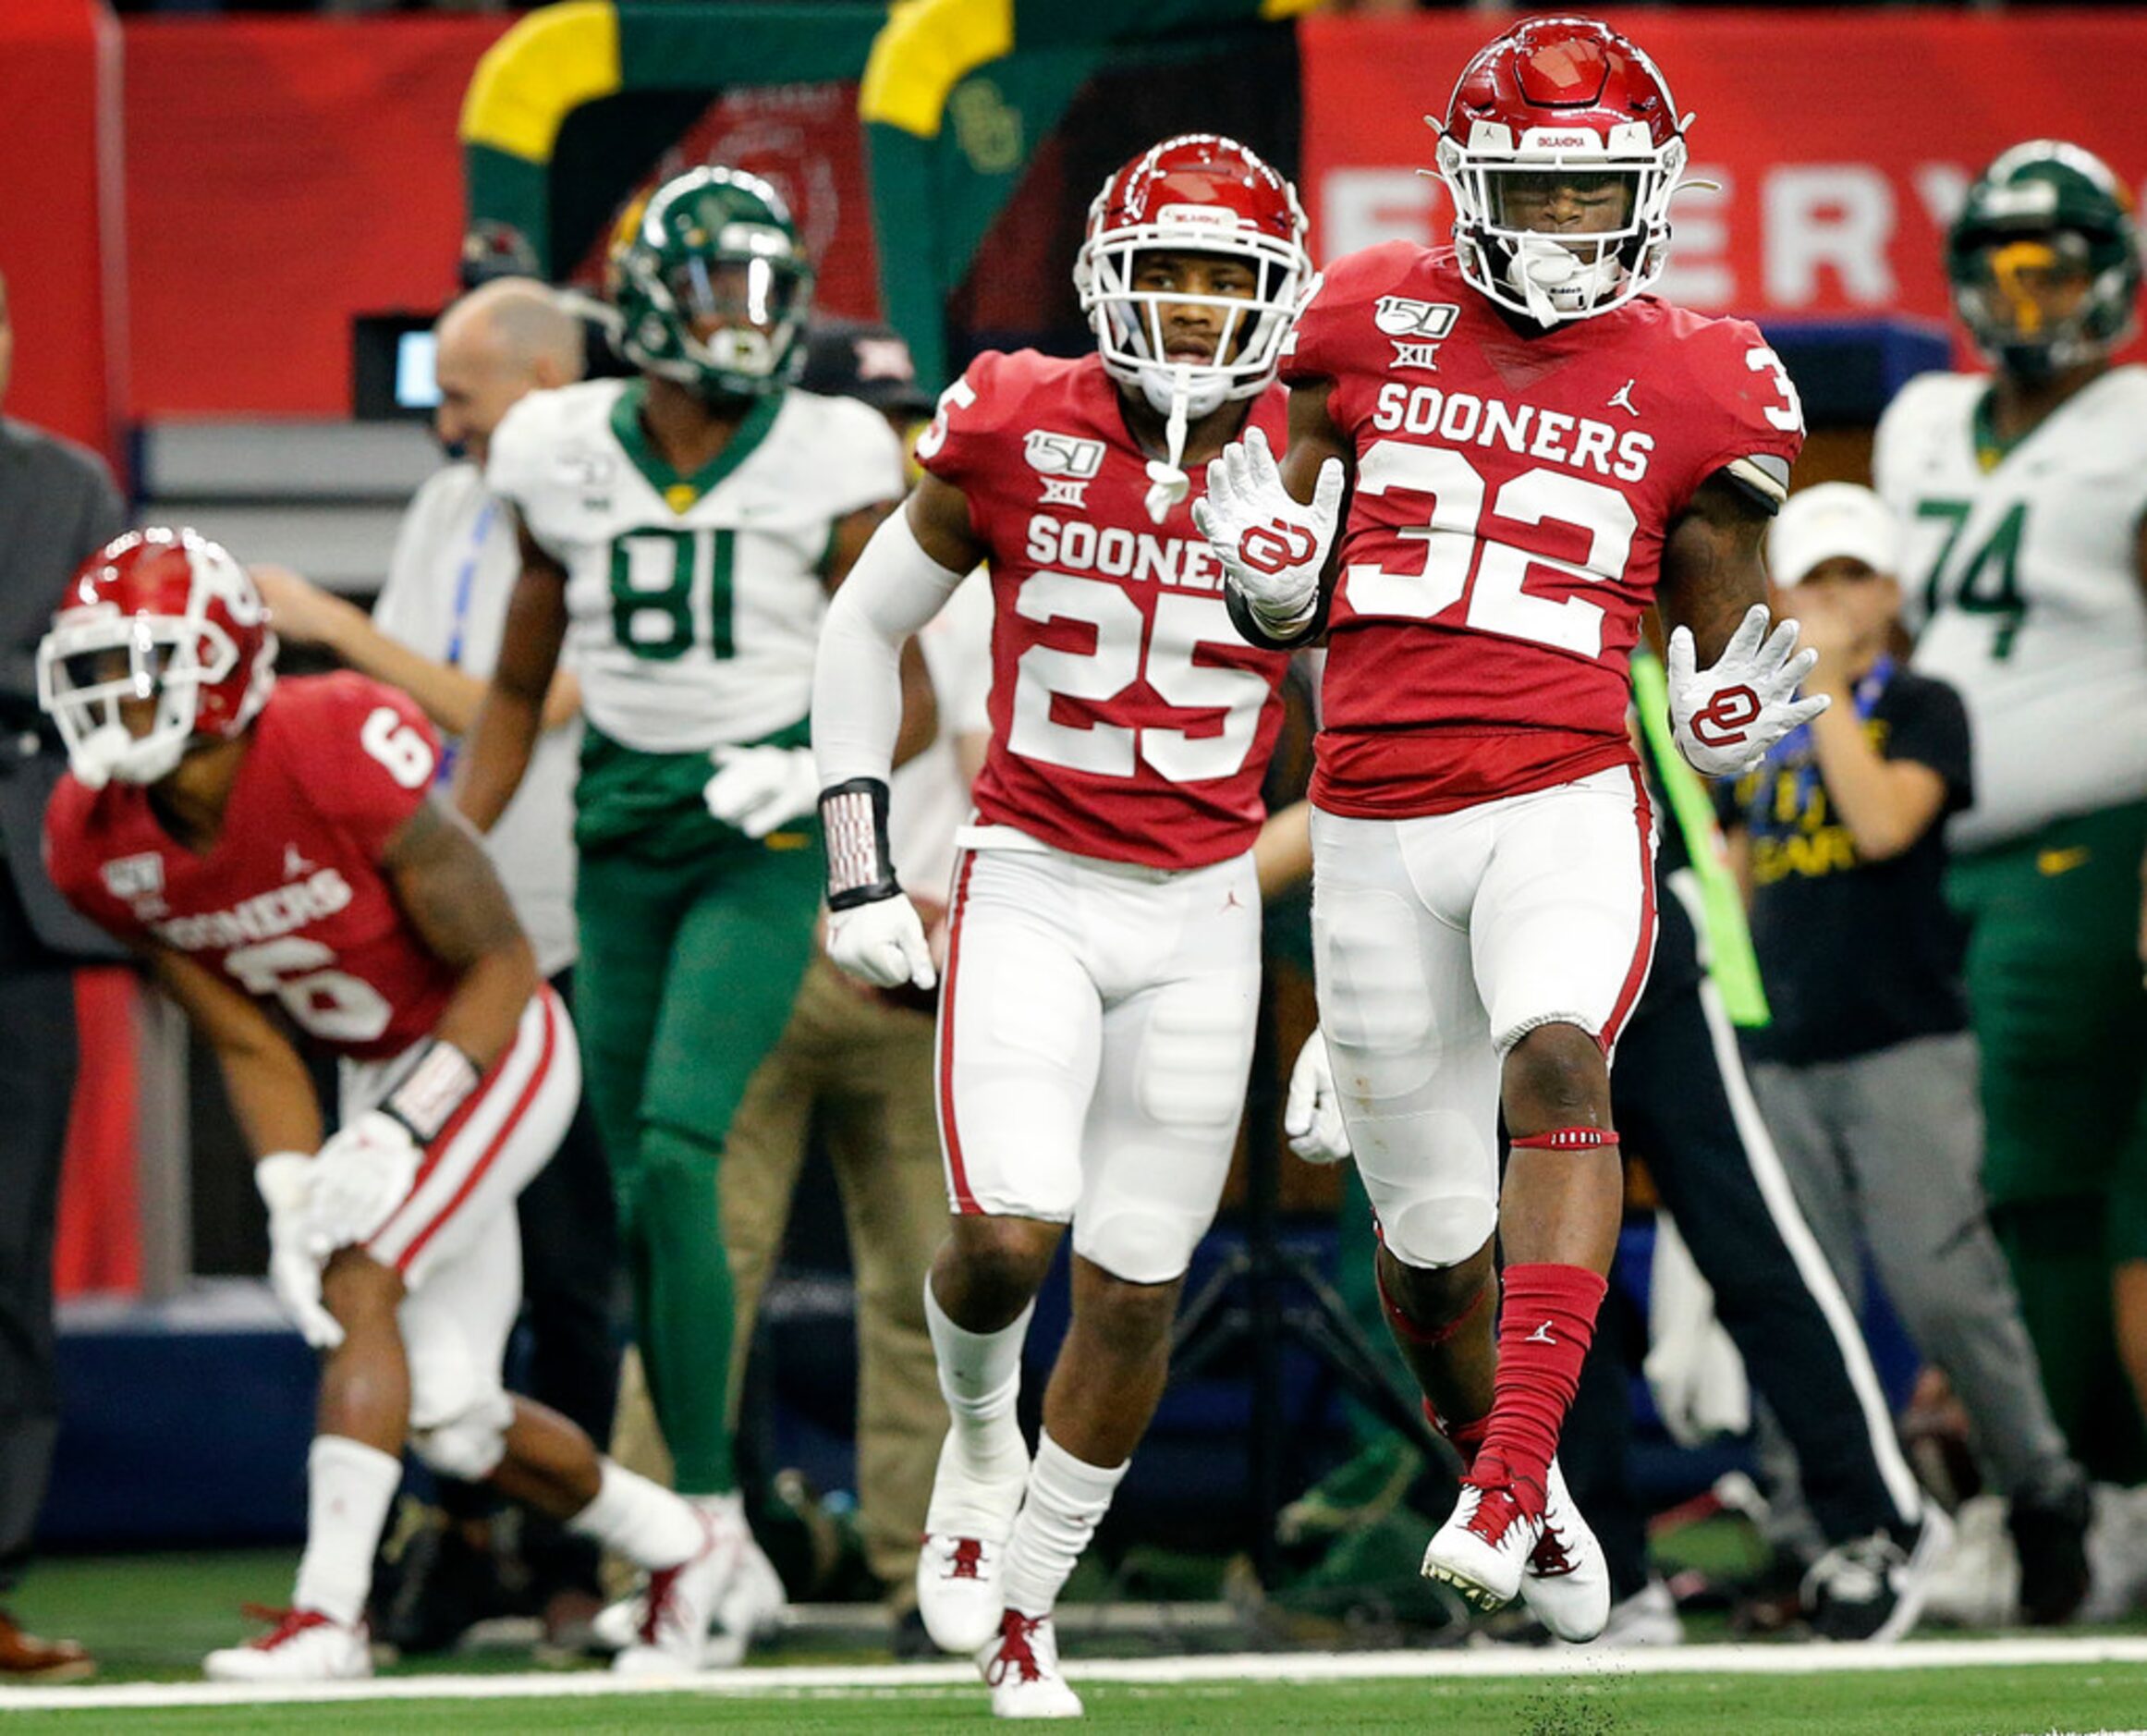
[{"xmin": 1476, "ymin": 1262, "xmax": 1608, "ymax": 1501}]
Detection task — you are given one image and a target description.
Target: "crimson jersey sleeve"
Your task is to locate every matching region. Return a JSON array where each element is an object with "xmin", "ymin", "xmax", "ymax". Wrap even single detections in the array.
[
  {"xmin": 283, "ymin": 673, "xmax": 442, "ymax": 860},
  {"xmin": 1664, "ymin": 312, "xmax": 1806, "ymax": 511},
  {"xmin": 1281, "ymin": 243, "xmax": 1421, "ymax": 390},
  {"xmin": 41, "ymin": 776, "xmax": 138, "ymax": 947},
  {"xmin": 912, "ymin": 349, "xmax": 1020, "ymax": 496}
]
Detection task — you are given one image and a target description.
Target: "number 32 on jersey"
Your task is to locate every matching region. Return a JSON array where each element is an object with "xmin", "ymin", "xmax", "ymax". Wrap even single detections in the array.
[{"xmin": 1343, "ymin": 344, "xmax": 1802, "ymax": 655}]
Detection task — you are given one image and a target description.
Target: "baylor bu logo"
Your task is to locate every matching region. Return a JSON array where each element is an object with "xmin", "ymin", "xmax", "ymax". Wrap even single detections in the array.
[{"xmin": 1239, "ymin": 520, "xmax": 1316, "ymax": 575}]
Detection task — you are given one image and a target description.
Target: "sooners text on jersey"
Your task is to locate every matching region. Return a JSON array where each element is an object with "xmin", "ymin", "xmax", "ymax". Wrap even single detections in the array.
[
  {"xmin": 918, "ymin": 349, "xmax": 1294, "ymax": 871},
  {"xmin": 1285, "ymin": 245, "xmax": 1804, "ymax": 818},
  {"xmin": 44, "ymin": 673, "xmax": 456, "ymax": 1060}
]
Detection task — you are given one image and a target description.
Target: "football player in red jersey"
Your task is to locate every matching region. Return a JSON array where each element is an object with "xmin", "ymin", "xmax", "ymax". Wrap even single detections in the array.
[
  {"xmin": 1196, "ymin": 17, "xmax": 1850, "ymax": 1629},
  {"xmin": 809, "ymin": 136, "xmax": 1311, "ymax": 1714},
  {"xmin": 38, "ymin": 530, "xmax": 758, "ymax": 1681}
]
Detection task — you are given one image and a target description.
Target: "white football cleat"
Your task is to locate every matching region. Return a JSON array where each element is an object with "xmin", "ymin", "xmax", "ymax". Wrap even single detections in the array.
[
  {"xmin": 918, "ymin": 1428, "xmax": 1031, "ymax": 1654},
  {"xmin": 1518, "ymin": 1458, "xmax": 1611, "ymax": 1642},
  {"xmin": 1421, "ymin": 1458, "xmax": 1544, "ymax": 1612},
  {"xmin": 701, "ymin": 1531, "xmax": 788, "ymax": 1668},
  {"xmin": 919, "ymin": 1532, "xmax": 1015, "ymax": 1655},
  {"xmin": 589, "ymin": 1591, "xmax": 642, "ymax": 1655},
  {"xmin": 612, "ymin": 1502, "xmax": 743, "ymax": 1678},
  {"xmin": 978, "ymin": 1609, "xmax": 1082, "ymax": 1719},
  {"xmin": 203, "ymin": 1608, "xmax": 370, "ymax": 1682},
  {"xmin": 1569, "ymin": 1578, "xmax": 1685, "ymax": 1649}
]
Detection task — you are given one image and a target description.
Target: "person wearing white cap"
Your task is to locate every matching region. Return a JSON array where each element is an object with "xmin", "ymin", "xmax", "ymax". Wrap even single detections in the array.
[{"xmin": 1720, "ymin": 482, "xmax": 2092, "ymax": 1625}]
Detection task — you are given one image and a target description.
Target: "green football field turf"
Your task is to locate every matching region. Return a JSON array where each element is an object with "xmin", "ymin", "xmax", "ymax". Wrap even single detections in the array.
[
  {"xmin": 8, "ymin": 1550, "xmax": 2147, "ymax": 1733},
  {"xmin": 6, "ymin": 1665, "xmax": 2147, "ymax": 1734}
]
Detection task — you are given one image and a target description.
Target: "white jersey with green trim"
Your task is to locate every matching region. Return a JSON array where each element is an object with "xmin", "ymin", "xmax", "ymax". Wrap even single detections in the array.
[
  {"xmin": 1874, "ymin": 364, "xmax": 2147, "ymax": 852},
  {"xmin": 487, "ymin": 378, "xmax": 905, "ymax": 754}
]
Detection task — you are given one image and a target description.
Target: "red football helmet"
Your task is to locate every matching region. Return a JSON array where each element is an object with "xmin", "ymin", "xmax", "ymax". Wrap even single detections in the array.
[
  {"xmin": 1433, "ymin": 17, "xmax": 1690, "ymax": 324},
  {"xmin": 37, "ymin": 528, "xmax": 277, "ymax": 789},
  {"xmin": 1075, "ymin": 134, "xmax": 1314, "ymax": 422}
]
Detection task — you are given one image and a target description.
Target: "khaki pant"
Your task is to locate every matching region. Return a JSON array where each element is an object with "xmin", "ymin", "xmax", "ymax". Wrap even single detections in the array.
[{"xmin": 611, "ymin": 954, "xmax": 950, "ymax": 1590}]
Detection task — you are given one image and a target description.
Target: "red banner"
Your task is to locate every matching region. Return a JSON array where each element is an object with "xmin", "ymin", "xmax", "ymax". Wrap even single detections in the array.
[
  {"xmin": 0, "ymin": 0, "xmax": 123, "ymax": 460},
  {"xmin": 569, "ymin": 82, "xmax": 883, "ymax": 324},
  {"xmin": 1301, "ymin": 10, "xmax": 2147, "ymax": 330},
  {"xmin": 123, "ymin": 17, "xmax": 506, "ymax": 420}
]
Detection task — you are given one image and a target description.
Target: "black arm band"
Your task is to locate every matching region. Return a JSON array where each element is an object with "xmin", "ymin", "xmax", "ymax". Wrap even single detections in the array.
[
  {"xmin": 821, "ymin": 776, "xmax": 901, "ymax": 910},
  {"xmin": 1226, "ymin": 580, "xmax": 1329, "ymax": 652}
]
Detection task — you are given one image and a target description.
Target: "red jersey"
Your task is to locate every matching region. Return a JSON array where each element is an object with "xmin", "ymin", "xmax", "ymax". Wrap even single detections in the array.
[
  {"xmin": 44, "ymin": 673, "xmax": 457, "ymax": 1062},
  {"xmin": 918, "ymin": 350, "xmax": 1295, "ymax": 871},
  {"xmin": 1283, "ymin": 245, "xmax": 1805, "ymax": 819}
]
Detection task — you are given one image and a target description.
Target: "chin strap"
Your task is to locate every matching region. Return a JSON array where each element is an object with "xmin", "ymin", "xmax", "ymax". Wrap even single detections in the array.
[
  {"xmin": 1507, "ymin": 237, "xmax": 1626, "ymax": 326},
  {"xmin": 1512, "ymin": 238, "xmax": 1582, "ymax": 324},
  {"xmin": 1142, "ymin": 364, "xmax": 1194, "ymax": 526}
]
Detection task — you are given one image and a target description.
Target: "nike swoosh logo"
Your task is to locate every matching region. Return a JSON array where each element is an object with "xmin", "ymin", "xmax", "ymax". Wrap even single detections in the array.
[{"xmin": 2038, "ymin": 847, "xmax": 2092, "ymax": 876}]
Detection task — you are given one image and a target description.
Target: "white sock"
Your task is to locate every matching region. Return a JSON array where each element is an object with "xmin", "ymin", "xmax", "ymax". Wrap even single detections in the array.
[
  {"xmin": 926, "ymin": 1277, "xmax": 1032, "ymax": 1482},
  {"xmin": 567, "ymin": 1461, "xmax": 704, "ymax": 1571},
  {"xmin": 999, "ymin": 1430, "xmax": 1128, "ymax": 1619},
  {"xmin": 291, "ymin": 1436, "xmax": 402, "ymax": 1628}
]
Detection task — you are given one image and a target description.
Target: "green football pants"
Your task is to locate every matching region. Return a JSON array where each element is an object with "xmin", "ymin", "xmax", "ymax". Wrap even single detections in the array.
[
  {"xmin": 1951, "ymin": 800, "xmax": 2147, "ymax": 1482},
  {"xmin": 573, "ymin": 832, "xmax": 822, "ymax": 1495}
]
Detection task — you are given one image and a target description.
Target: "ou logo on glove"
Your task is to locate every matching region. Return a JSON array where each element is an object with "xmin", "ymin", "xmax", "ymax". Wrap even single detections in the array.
[
  {"xmin": 1238, "ymin": 520, "xmax": 1319, "ymax": 576},
  {"xmin": 1690, "ymin": 684, "xmax": 1761, "ymax": 749}
]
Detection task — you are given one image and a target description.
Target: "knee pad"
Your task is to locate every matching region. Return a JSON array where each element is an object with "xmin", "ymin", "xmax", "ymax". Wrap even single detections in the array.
[
  {"xmin": 410, "ymin": 1392, "xmax": 514, "ymax": 1482},
  {"xmin": 406, "ymin": 1314, "xmax": 508, "ymax": 1468},
  {"xmin": 1355, "ymin": 1106, "xmax": 1500, "ymax": 1269},
  {"xmin": 1378, "ymin": 1192, "xmax": 1499, "ymax": 1269},
  {"xmin": 1072, "ymin": 1207, "xmax": 1201, "ymax": 1289}
]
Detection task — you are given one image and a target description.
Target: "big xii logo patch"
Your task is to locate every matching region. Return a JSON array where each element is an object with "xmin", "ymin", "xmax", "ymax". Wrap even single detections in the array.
[
  {"xmin": 1024, "ymin": 429, "xmax": 1106, "ymax": 508},
  {"xmin": 101, "ymin": 850, "xmax": 166, "ymax": 918},
  {"xmin": 102, "ymin": 851, "xmax": 164, "ymax": 901},
  {"xmin": 1373, "ymin": 297, "xmax": 1459, "ymax": 372}
]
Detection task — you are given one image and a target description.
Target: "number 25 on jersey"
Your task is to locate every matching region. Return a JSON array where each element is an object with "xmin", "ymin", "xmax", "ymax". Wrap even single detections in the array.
[{"xmin": 1009, "ymin": 576, "xmax": 1270, "ymax": 784}]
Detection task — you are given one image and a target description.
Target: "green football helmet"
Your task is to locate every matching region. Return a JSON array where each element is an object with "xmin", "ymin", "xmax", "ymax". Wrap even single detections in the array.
[
  {"xmin": 610, "ymin": 165, "xmax": 813, "ymax": 400},
  {"xmin": 1946, "ymin": 140, "xmax": 2142, "ymax": 382}
]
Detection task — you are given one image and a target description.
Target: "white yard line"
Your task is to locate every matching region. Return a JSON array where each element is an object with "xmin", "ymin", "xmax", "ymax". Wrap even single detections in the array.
[{"xmin": 4, "ymin": 1634, "xmax": 2147, "ymax": 1713}]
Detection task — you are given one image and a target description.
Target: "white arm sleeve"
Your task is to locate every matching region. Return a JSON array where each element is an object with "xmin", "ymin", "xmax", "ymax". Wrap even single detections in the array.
[{"xmin": 811, "ymin": 506, "xmax": 970, "ymax": 788}]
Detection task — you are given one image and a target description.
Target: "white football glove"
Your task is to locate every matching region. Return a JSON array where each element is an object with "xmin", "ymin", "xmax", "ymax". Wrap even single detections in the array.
[
  {"xmin": 255, "ymin": 1153, "xmax": 343, "ymax": 1350},
  {"xmin": 1642, "ymin": 1213, "xmax": 1751, "ymax": 1447},
  {"xmin": 1665, "ymin": 603, "xmax": 1830, "ymax": 777},
  {"xmin": 705, "ymin": 744, "xmax": 820, "ymax": 838},
  {"xmin": 1283, "ymin": 1027, "xmax": 1353, "ymax": 1165},
  {"xmin": 825, "ymin": 892, "xmax": 936, "ymax": 993},
  {"xmin": 1192, "ymin": 425, "xmax": 1346, "ymax": 637},
  {"xmin": 304, "ymin": 1110, "xmax": 421, "ymax": 1256}
]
